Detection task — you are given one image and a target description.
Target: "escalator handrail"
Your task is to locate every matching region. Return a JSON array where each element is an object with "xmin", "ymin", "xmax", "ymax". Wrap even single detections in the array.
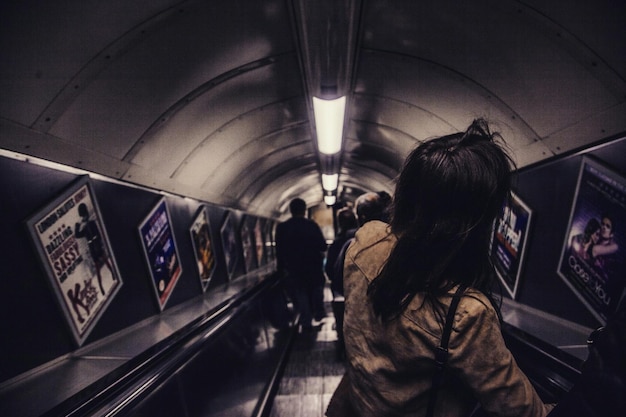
[{"xmin": 43, "ymin": 273, "xmax": 282, "ymax": 417}]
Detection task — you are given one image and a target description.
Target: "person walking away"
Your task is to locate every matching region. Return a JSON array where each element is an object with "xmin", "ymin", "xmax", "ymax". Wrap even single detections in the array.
[
  {"xmin": 276, "ymin": 198, "xmax": 327, "ymax": 331},
  {"xmin": 327, "ymin": 119, "xmax": 555, "ymax": 417}
]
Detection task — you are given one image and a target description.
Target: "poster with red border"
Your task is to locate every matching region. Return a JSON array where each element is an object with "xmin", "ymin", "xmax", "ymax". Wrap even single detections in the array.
[
  {"xmin": 25, "ymin": 176, "xmax": 123, "ymax": 346},
  {"xmin": 138, "ymin": 197, "xmax": 182, "ymax": 311},
  {"xmin": 557, "ymin": 157, "xmax": 626, "ymax": 324}
]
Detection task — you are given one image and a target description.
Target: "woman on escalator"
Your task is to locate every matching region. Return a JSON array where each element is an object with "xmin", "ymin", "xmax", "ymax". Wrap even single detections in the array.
[{"xmin": 327, "ymin": 119, "xmax": 554, "ymax": 417}]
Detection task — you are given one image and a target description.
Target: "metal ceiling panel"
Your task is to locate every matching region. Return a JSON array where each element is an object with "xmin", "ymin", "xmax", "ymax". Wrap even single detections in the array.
[
  {"xmin": 214, "ymin": 126, "xmax": 314, "ymax": 200},
  {"xmin": 0, "ymin": 0, "xmax": 178, "ymax": 124},
  {"xmin": 0, "ymin": 0, "xmax": 624, "ymax": 218},
  {"xmin": 131, "ymin": 58, "xmax": 305, "ymax": 184},
  {"xmin": 49, "ymin": 1, "xmax": 297, "ymax": 160}
]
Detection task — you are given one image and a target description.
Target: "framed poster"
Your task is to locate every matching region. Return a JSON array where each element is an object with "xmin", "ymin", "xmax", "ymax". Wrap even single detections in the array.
[
  {"xmin": 241, "ymin": 218, "xmax": 256, "ymax": 273},
  {"xmin": 557, "ymin": 157, "xmax": 626, "ymax": 324},
  {"xmin": 265, "ymin": 220, "xmax": 276, "ymax": 262},
  {"xmin": 25, "ymin": 176, "xmax": 123, "ymax": 346},
  {"xmin": 190, "ymin": 206, "xmax": 216, "ymax": 292},
  {"xmin": 138, "ymin": 197, "xmax": 182, "ymax": 311},
  {"xmin": 254, "ymin": 218, "xmax": 265, "ymax": 267},
  {"xmin": 490, "ymin": 192, "xmax": 532, "ymax": 299},
  {"xmin": 220, "ymin": 211, "xmax": 238, "ymax": 280}
]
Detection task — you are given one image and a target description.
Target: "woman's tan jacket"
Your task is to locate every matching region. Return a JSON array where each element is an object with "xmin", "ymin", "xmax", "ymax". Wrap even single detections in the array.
[{"xmin": 336, "ymin": 220, "xmax": 554, "ymax": 417}]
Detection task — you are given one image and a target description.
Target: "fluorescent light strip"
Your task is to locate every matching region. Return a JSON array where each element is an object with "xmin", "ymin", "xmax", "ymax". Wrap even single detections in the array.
[
  {"xmin": 324, "ymin": 195, "xmax": 336, "ymax": 206},
  {"xmin": 322, "ymin": 173, "xmax": 338, "ymax": 191},
  {"xmin": 313, "ymin": 96, "xmax": 345, "ymax": 155}
]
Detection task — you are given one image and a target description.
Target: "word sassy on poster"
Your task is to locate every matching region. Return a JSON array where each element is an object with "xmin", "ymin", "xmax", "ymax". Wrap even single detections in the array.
[{"xmin": 26, "ymin": 176, "xmax": 123, "ymax": 346}]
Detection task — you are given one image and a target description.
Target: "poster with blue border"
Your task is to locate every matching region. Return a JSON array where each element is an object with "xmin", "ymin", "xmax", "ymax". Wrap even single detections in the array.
[
  {"xmin": 557, "ymin": 157, "xmax": 626, "ymax": 324},
  {"xmin": 25, "ymin": 176, "xmax": 123, "ymax": 346},
  {"xmin": 490, "ymin": 192, "xmax": 532, "ymax": 299},
  {"xmin": 138, "ymin": 197, "xmax": 182, "ymax": 311}
]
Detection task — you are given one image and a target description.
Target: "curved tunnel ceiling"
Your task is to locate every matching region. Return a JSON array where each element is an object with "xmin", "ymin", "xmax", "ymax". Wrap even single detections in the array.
[{"xmin": 1, "ymin": 0, "xmax": 624, "ymax": 219}]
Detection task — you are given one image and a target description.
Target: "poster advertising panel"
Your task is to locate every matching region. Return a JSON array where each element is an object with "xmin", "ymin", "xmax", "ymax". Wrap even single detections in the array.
[
  {"xmin": 241, "ymin": 218, "xmax": 256, "ymax": 273},
  {"xmin": 490, "ymin": 192, "xmax": 532, "ymax": 299},
  {"xmin": 190, "ymin": 206, "xmax": 216, "ymax": 292},
  {"xmin": 557, "ymin": 157, "xmax": 626, "ymax": 324},
  {"xmin": 220, "ymin": 211, "xmax": 238, "ymax": 280},
  {"xmin": 265, "ymin": 220, "xmax": 276, "ymax": 263},
  {"xmin": 25, "ymin": 176, "xmax": 123, "ymax": 346},
  {"xmin": 138, "ymin": 197, "xmax": 182, "ymax": 311},
  {"xmin": 254, "ymin": 217, "xmax": 265, "ymax": 267}
]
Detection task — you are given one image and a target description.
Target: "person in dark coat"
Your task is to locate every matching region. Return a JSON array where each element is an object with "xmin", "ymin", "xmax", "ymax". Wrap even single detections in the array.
[{"xmin": 276, "ymin": 198, "xmax": 327, "ymax": 330}]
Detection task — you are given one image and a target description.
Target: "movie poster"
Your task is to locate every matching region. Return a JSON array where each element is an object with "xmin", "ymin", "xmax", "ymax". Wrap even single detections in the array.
[
  {"xmin": 557, "ymin": 157, "xmax": 626, "ymax": 324},
  {"xmin": 138, "ymin": 197, "xmax": 182, "ymax": 311},
  {"xmin": 220, "ymin": 211, "xmax": 238, "ymax": 280},
  {"xmin": 241, "ymin": 218, "xmax": 256, "ymax": 273},
  {"xmin": 190, "ymin": 206, "xmax": 216, "ymax": 292},
  {"xmin": 254, "ymin": 218, "xmax": 265, "ymax": 267},
  {"xmin": 490, "ymin": 192, "xmax": 532, "ymax": 299},
  {"xmin": 265, "ymin": 220, "xmax": 276, "ymax": 263},
  {"xmin": 25, "ymin": 176, "xmax": 123, "ymax": 346}
]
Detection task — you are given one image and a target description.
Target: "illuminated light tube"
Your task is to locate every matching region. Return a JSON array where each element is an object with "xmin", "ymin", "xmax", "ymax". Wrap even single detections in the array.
[
  {"xmin": 322, "ymin": 173, "xmax": 338, "ymax": 191},
  {"xmin": 324, "ymin": 195, "xmax": 337, "ymax": 206},
  {"xmin": 313, "ymin": 96, "xmax": 346, "ymax": 154}
]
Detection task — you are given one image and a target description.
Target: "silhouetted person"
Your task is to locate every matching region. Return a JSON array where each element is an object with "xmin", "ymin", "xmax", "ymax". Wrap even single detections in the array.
[
  {"xmin": 332, "ymin": 191, "xmax": 392, "ymax": 297},
  {"xmin": 330, "ymin": 191, "xmax": 391, "ymax": 359},
  {"xmin": 276, "ymin": 198, "xmax": 327, "ymax": 331}
]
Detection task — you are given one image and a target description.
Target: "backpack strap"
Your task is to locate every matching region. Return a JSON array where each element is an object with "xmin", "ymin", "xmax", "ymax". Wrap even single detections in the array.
[{"xmin": 425, "ymin": 284, "xmax": 467, "ymax": 417}]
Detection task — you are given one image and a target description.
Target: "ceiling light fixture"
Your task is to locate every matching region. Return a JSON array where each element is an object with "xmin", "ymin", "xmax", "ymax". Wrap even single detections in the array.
[
  {"xmin": 313, "ymin": 96, "xmax": 346, "ymax": 155},
  {"xmin": 324, "ymin": 195, "xmax": 336, "ymax": 206},
  {"xmin": 322, "ymin": 173, "xmax": 338, "ymax": 191}
]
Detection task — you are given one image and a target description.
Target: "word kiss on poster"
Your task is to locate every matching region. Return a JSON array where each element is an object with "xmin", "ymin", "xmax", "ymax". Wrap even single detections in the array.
[
  {"xmin": 557, "ymin": 157, "xmax": 626, "ymax": 324},
  {"xmin": 25, "ymin": 176, "xmax": 123, "ymax": 346},
  {"xmin": 138, "ymin": 197, "xmax": 182, "ymax": 311}
]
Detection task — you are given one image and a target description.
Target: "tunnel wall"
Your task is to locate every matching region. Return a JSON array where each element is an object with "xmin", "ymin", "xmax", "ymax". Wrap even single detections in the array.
[
  {"xmin": 0, "ymin": 132, "xmax": 625, "ymax": 385},
  {"xmin": 508, "ymin": 134, "xmax": 626, "ymax": 328},
  {"xmin": 0, "ymin": 154, "xmax": 276, "ymax": 384}
]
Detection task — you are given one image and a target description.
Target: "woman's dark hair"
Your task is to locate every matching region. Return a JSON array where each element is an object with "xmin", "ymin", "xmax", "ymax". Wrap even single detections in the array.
[{"xmin": 367, "ymin": 119, "xmax": 514, "ymax": 320}]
